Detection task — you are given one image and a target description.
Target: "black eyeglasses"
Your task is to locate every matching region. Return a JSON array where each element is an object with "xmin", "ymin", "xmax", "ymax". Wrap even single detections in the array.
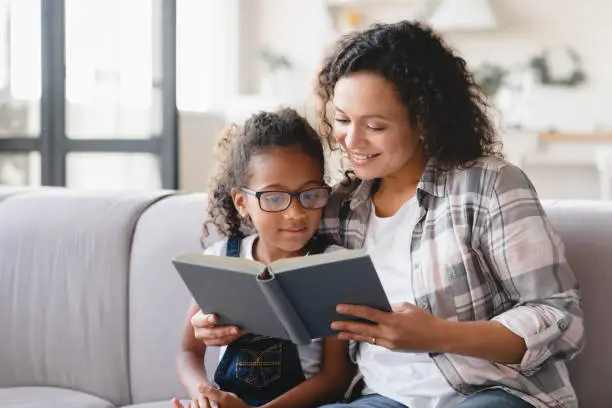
[{"xmin": 241, "ymin": 187, "xmax": 331, "ymax": 212}]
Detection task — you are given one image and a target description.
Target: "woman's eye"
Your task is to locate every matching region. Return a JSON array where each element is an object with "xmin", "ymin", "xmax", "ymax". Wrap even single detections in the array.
[
  {"xmin": 367, "ymin": 125, "xmax": 384, "ymax": 131},
  {"xmin": 334, "ymin": 117, "xmax": 349, "ymax": 124}
]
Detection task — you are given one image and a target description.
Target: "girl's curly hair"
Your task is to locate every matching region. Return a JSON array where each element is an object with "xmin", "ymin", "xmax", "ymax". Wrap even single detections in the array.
[
  {"xmin": 316, "ymin": 20, "xmax": 502, "ymax": 169},
  {"xmin": 203, "ymin": 108, "xmax": 324, "ymax": 245}
]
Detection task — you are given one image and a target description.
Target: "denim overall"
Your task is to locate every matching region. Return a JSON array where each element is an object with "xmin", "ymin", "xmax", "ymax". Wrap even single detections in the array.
[{"xmin": 213, "ymin": 234, "xmax": 326, "ymax": 406}]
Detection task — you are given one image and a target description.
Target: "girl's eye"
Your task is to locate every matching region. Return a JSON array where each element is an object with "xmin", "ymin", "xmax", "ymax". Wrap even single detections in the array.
[
  {"xmin": 334, "ymin": 117, "xmax": 349, "ymax": 124},
  {"xmin": 263, "ymin": 194, "xmax": 286, "ymax": 204},
  {"xmin": 301, "ymin": 192, "xmax": 317, "ymax": 200},
  {"xmin": 367, "ymin": 125, "xmax": 384, "ymax": 132}
]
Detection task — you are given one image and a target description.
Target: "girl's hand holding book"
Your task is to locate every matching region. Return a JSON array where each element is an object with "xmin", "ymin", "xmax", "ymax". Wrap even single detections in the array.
[{"xmin": 190, "ymin": 312, "xmax": 244, "ymax": 346}]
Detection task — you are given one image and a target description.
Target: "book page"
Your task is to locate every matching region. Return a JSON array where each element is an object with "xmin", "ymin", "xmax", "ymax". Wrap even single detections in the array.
[
  {"xmin": 172, "ymin": 258, "xmax": 289, "ymax": 339},
  {"xmin": 174, "ymin": 253, "xmax": 266, "ymax": 275},
  {"xmin": 272, "ymin": 252, "xmax": 391, "ymax": 340},
  {"xmin": 270, "ymin": 248, "xmax": 368, "ymax": 274}
]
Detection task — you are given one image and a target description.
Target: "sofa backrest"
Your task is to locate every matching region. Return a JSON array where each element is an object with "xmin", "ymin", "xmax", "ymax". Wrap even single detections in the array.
[
  {"xmin": 126, "ymin": 196, "xmax": 612, "ymax": 406},
  {"xmin": 128, "ymin": 193, "xmax": 222, "ymax": 404},
  {"xmin": 1, "ymin": 189, "xmax": 610, "ymax": 407},
  {"xmin": 0, "ymin": 189, "xmax": 170, "ymax": 407},
  {"xmin": 543, "ymin": 200, "xmax": 612, "ymax": 407}
]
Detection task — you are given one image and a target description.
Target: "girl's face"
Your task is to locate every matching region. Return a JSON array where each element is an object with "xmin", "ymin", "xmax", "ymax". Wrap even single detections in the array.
[
  {"xmin": 332, "ymin": 71, "xmax": 425, "ymax": 181},
  {"xmin": 232, "ymin": 146, "xmax": 326, "ymax": 262}
]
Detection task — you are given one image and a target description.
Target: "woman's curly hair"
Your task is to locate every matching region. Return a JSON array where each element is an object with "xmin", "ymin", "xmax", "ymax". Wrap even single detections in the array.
[
  {"xmin": 316, "ymin": 20, "xmax": 502, "ymax": 169},
  {"xmin": 203, "ymin": 108, "xmax": 324, "ymax": 245}
]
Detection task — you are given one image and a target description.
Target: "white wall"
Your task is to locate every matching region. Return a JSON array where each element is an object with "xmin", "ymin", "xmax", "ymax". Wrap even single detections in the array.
[
  {"xmin": 253, "ymin": 0, "xmax": 611, "ymax": 132},
  {"xmin": 255, "ymin": 0, "xmax": 332, "ymax": 102},
  {"xmin": 442, "ymin": 0, "xmax": 612, "ymax": 198},
  {"xmin": 180, "ymin": 0, "xmax": 612, "ymax": 197},
  {"xmin": 246, "ymin": 0, "xmax": 612, "ymax": 199},
  {"xmin": 444, "ymin": 0, "xmax": 612, "ymax": 132}
]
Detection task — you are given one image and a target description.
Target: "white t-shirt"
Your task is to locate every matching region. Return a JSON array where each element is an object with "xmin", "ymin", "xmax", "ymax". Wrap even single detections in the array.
[
  {"xmin": 204, "ymin": 234, "xmax": 322, "ymax": 379},
  {"xmin": 360, "ymin": 197, "xmax": 466, "ymax": 407}
]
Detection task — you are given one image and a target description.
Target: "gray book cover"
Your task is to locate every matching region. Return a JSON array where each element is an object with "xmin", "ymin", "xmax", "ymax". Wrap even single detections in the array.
[{"xmin": 172, "ymin": 249, "xmax": 391, "ymax": 345}]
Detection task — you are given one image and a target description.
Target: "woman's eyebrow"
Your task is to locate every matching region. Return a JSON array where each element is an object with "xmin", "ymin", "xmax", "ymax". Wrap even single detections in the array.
[
  {"xmin": 333, "ymin": 104, "xmax": 389, "ymax": 120},
  {"xmin": 362, "ymin": 114, "xmax": 389, "ymax": 120}
]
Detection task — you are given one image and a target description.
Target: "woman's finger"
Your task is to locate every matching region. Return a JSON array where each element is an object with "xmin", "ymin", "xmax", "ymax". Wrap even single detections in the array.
[
  {"xmin": 336, "ymin": 304, "xmax": 389, "ymax": 323},
  {"xmin": 171, "ymin": 398, "xmax": 183, "ymax": 408},
  {"xmin": 330, "ymin": 320, "xmax": 379, "ymax": 338}
]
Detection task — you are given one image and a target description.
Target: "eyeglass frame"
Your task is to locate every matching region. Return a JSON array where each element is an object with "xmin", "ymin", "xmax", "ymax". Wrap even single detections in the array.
[{"xmin": 240, "ymin": 186, "xmax": 332, "ymax": 213}]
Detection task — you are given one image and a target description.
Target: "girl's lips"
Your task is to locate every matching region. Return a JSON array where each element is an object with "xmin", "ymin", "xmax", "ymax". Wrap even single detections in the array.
[{"xmin": 281, "ymin": 226, "xmax": 308, "ymax": 233}]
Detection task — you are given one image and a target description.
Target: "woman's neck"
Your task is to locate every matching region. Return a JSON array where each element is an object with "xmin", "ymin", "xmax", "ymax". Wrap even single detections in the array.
[{"xmin": 373, "ymin": 150, "xmax": 427, "ymax": 217}]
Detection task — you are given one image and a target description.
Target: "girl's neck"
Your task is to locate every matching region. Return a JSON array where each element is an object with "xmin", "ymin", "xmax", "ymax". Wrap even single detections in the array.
[{"xmin": 253, "ymin": 236, "xmax": 308, "ymax": 265}]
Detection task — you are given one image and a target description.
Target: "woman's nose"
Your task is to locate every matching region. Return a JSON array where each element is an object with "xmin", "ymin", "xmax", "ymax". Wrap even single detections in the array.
[{"xmin": 343, "ymin": 125, "xmax": 366, "ymax": 150}]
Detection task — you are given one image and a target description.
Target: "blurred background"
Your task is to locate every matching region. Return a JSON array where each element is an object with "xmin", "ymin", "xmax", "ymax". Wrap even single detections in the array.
[{"xmin": 0, "ymin": 0, "xmax": 611, "ymax": 199}]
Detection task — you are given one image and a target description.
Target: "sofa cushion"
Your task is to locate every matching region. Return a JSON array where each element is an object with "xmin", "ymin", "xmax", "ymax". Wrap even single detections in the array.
[
  {"xmin": 128, "ymin": 193, "xmax": 222, "ymax": 404},
  {"xmin": 0, "ymin": 186, "xmax": 39, "ymax": 202},
  {"xmin": 544, "ymin": 200, "xmax": 612, "ymax": 408},
  {"xmin": 122, "ymin": 401, "xmax": 188, "ymax": 408},
  {"xmin": 0, "ymin": 190, "xmax": 172, "ymax": 407},
  {"xmin": 0, "ymin": 387, "xmax": 115, "ymax": 408}
]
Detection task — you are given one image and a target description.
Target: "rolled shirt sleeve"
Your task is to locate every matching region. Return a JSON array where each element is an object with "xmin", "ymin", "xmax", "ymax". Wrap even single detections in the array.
[{"xmin": 481, "ymin": 165, "xmax": 585, "ymax": 375}]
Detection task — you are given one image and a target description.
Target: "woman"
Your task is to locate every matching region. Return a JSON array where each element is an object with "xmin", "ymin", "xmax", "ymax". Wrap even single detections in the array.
[{"xmin": 191, "ymin": 21, "xmax": 583, "ymax": 408}]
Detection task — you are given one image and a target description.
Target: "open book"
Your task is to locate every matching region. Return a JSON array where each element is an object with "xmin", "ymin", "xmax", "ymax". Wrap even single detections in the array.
[{"xmin": 172, "ymin": 249, "xmax": 391, "ymax": 345}]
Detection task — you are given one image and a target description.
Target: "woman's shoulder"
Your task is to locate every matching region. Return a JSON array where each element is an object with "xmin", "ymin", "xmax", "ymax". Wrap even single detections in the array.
[
  {"xmin": 321, "ymin": 177, "xmax": 366, "ymax": 228},
  {"xmin": 329, "ymin": 176, "xmax": 363, "ymax": 201},
  {"xmin": 449, "ymin": 156, "xmax": 512, "ymax": 178},
  {"xmin": 445, "ymin": 156, "xmax": 533, "ymax": 197}
]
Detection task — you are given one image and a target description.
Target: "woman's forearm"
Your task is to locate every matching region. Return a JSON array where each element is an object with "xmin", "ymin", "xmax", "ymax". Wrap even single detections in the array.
[
  {"xmin": 176, "ymin": 350, "xmax": 212, "ymax": 399},
  {"xmin": 433, "ymin": 319, "xmax": 526, "ymax": 364}
]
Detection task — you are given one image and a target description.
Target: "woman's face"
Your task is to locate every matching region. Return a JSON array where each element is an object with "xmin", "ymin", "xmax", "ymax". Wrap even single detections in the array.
[{"xmin": 332, "ymin": 71, "xmax": 424, "ymax": 181}]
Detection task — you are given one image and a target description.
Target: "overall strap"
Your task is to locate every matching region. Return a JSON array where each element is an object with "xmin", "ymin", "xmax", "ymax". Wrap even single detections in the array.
[{"xmin": 226, "ymin": 234, "xmax": 243, "ymax": 258}]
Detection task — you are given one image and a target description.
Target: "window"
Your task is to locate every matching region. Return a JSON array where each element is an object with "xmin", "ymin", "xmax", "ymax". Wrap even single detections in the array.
[{"xmin": 0, "ymin": 0, "xmax": 177, "ymax": 189}]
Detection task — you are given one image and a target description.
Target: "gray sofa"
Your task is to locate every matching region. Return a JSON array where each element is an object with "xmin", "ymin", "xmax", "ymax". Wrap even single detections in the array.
[{"xmin": 0, "ymin": 187, "xmax": 610, "ymax": 407}]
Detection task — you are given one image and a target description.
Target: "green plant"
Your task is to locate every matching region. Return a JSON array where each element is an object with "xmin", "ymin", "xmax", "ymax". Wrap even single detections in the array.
[
  {"xmin": 260, "ymin": 48, "xmax": 292, "ymax": 74},
  {"xmin": 529, "ymin": 48, "xmax": 586, "ymax": 87},
  {"xmin": 473, "ymin": 63, "xmax": 508, "ymax": 97}
]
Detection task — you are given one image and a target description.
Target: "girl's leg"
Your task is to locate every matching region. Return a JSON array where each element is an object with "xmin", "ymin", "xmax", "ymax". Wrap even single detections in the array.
[
  {"xmin": 454, "ymin": 389, "xmax": 535, "ymax": 408},
  {"xmin": 319, "ymin": 394, "xmax": 408, "ymax": 408}
]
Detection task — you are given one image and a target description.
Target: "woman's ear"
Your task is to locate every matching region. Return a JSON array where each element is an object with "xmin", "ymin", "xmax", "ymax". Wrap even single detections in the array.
[{"xmin": 231, "ymin": 188, "xmax": 249, "ymax": 218}]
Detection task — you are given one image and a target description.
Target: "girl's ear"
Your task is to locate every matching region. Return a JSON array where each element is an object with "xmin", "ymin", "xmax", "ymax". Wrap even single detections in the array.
[{"xmin": 231, "ymin": 188, "xmax": 249, "ymax": 218}]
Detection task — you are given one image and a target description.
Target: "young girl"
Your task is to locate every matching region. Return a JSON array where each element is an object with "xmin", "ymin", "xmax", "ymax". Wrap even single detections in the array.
[{"xmin": 173, "ymin": 108, "xmax": 353, "ymax": 408}]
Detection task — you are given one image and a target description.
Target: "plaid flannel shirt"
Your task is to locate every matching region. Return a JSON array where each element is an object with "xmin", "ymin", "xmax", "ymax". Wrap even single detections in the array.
[{"xmin": 319, "ymin": 156, "xmax": 584, "ymax": 408}]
